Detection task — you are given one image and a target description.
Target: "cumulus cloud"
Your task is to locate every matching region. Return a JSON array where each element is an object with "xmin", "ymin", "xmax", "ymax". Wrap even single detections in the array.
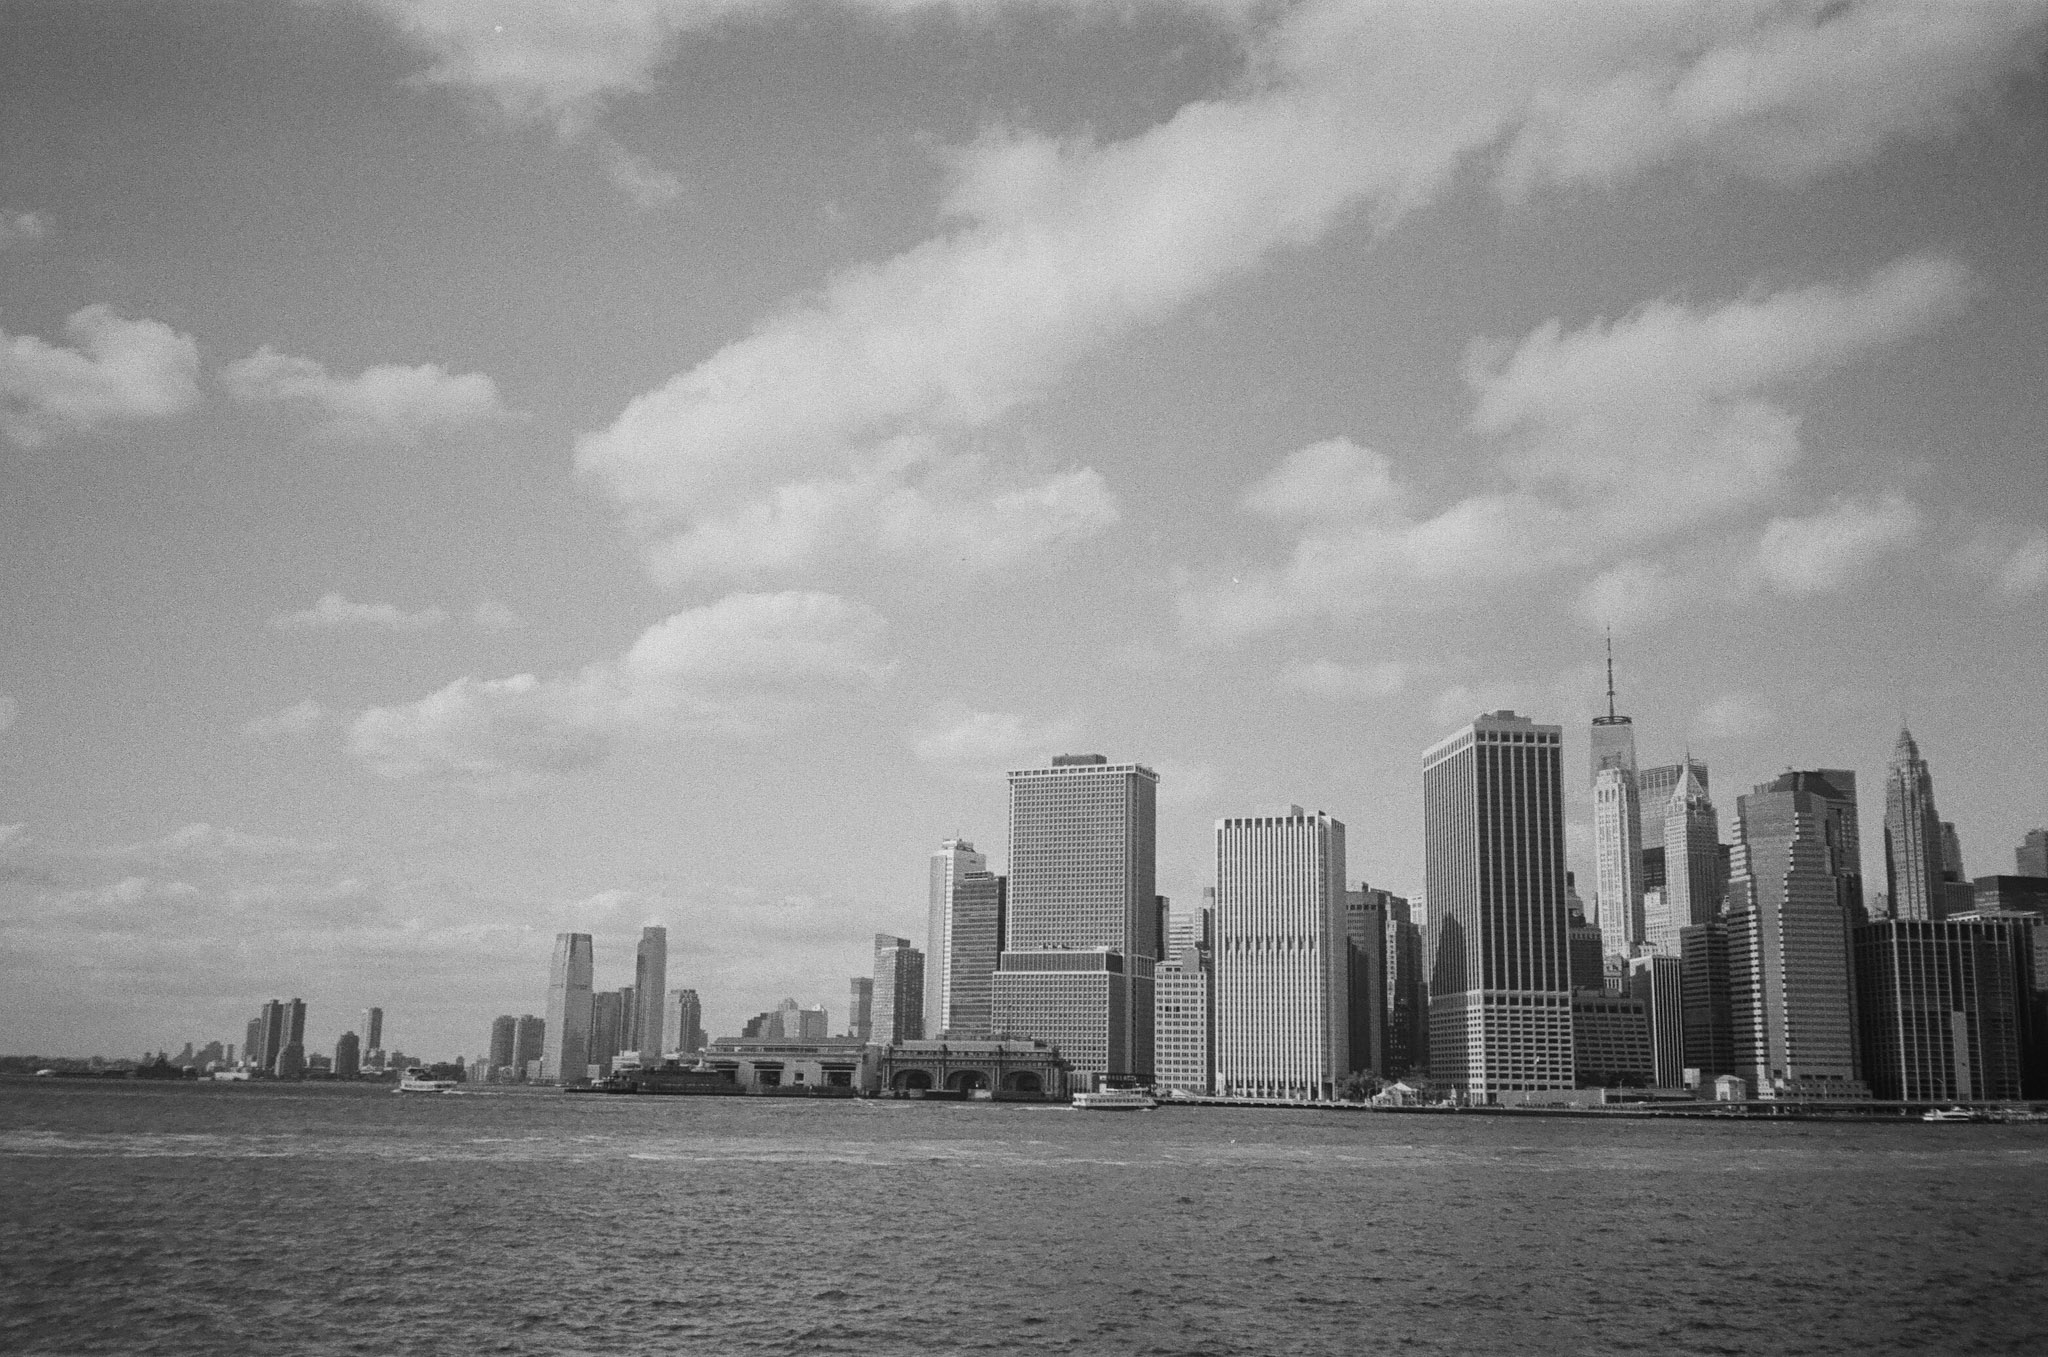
[
  {"xmin": 220, "ymin": 346, "xmax": 519, "ymax": 445},
  {"xmin": 1, "ymin": 305, "xmax": 202, "ymax": 447},
  {"xmin": 1276, "ymin": 659, "xmax": 1406, "ymax": 698},
  {"xmin": 270, "ymin": 593, "xmax": 449, "ymax": 634},
  {"xmin": 242, "ymin": 699, "xmax": 331, "ymax": 741},
  {"xmin": 0, "ymin": 211, "xmax": 52, "ymax": 249},
  {"xmin": 350, "ymin": 590, "xmax": 892, "ymax": 785},
  {"xmin": 1750, "ymin": 494, "xmax": 1923, "ymax": 596},
  {"xmin": 912, "ymin": 708, "xmax": 1081, "ymax": 770},
  {"xmin": 1180, "ymin": 256, "xmax": 1972, "ymax": 640}
]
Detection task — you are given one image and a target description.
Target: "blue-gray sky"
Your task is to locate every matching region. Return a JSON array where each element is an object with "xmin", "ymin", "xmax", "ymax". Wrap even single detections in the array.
[{"xmin": 3, "ymin": 0, "xmax": 2045, "ymax": 1059}]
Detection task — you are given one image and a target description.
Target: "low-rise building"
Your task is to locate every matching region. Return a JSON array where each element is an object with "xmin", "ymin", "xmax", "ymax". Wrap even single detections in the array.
[
  {"xmin": 874, "ymin": 1037, "xmax": 1069, "ymax": 1100},
  {"xmin": 1571, "ymin": 991, "xmax": 1653, "ymax": 1088}
]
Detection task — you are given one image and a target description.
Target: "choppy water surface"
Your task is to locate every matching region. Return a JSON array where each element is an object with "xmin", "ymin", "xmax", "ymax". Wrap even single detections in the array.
[{"xmin": 2, "ymin": 1083, "xmax": 2044, "ymax": 1355}]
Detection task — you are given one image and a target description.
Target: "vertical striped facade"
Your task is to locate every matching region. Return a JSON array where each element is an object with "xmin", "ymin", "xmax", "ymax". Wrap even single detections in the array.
[
  {"xmin": 1592, "ymin": 766, "xmax": 1643, "ymax": 957},
  {"xmin": 541, "ymin": 932, "xmax": 593, "ymax": 1084},
  {"xmin": 1854, "ymin": 916, "xmax": 2027, "ymax": 1101},
  {"xmin": 1214, "ymin": 809, "xmax": 1348, "ymax": 1100},
  {"xmin": 1423, "ymin": 712, "xmax": 1574, "ymax": 1099}
]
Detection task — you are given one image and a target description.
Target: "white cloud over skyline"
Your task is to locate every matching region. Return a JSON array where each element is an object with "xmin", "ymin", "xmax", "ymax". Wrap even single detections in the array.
[
  {"xmin": 220, "ymin": 346, "xmax": 519, "ymax": 445},
  {"xmin": 1, "ymin": 305, "xmax": 202, "ymax": 447}
]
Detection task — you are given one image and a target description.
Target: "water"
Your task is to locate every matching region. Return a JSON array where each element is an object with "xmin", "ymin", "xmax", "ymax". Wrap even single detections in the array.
[{"xmin": 2, "ymin": 1082, "xmax": 2044, "ymax": 1355}]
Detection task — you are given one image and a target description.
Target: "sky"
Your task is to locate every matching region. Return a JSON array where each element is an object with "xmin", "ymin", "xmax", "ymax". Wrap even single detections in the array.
[{"xmin": 3, "ymin": 0, "xmax": 2045, "ymax": 1061}]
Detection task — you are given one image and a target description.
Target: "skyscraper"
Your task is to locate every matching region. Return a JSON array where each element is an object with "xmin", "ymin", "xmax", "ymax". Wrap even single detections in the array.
[
  {"xmin": 1637, "ymin": 759, "xmax": 1710, "ymax": 862},
  {"xmin": 664, "ymin": 988, "xmax": 705, "ymax": 1054},
  {"xmin": 1854, "ymin": 916, "xmax": 2027, "ymax": 1101},
  {"xmin": 1385, "ymin": 904, "xmax": 1427, "ymax": 1078},
  {"xmin": 633, "ymin": 926, "xmax": 667, "ymax": 1057},
  {"xmin": 1727, "ymin": 773, "xmax": 1866, "ymax": 1099},
  {"xmin": 1680, "ymin": 921, "xmax": 1734, "ymax": 1081},
  {"xmin": 541, "ymin": 932, "xmax": 594, "ymax": 1084},
  {"xmin": 2018, "ymin": 829, "xmax": 2048, "ymax": 877},
  {"xmin": 334, "ymin": 1031, "xmax": 360, "ymax": 1080},
  {"xmin": 1213, "ymin": 809, "xmax": 1348, "ymax": 1100},
  {"xmin": 1653, "ymin": 764, "xmax": 1723, "ymax": 954},
  {"xmin": 1594, "ymin": 766, "xmax": 1645, "ymax": 957},
  {"xmin": 1628, "ymin": 954, "xmax": 1684, "ymax": 1087},
  {"xmin": 991, "ymin": 754, "xmax": 1159, "ymax": 1084},
  {"xmin": 926, "ymin": 838, "xmax": 987, "ymax": 1036},
  {"xmin": 254, "ymin": 1001, "xmax": 285, "ymax": 1074},
  {"xmin": 1424, "ymin": 711, "xmax": 1574, "ymax": 1101},
  {"xmin": 512, "ymin": 1013, "xmax": 546, "ymax": 1079},
  {"xmin": 1589, "ymin": 632, "xmax": 1636, "ymax": 784},
  {"xmin": 588, "ymin": 990, "xmax": 627, "ymax": 1077},
  {"xmin": 1342, "ymin": 885, "xmax": 1389, "ymax": 1077},
  {"xmin": 942, "ymin": 872, "xmax": 1006, "ymax": 1036},
  {"xmin": 361, "ymin": 1007, "xmax": 383, "ymax": 1054},
  {"xmin": 1884, "ymin": 728, "xmax": 1948, "ymax": 921},
  {"xmin": 846, "ymin": 978, "xmax": 873, "ymax": 1042},
  {"xmin": 271, "ymin": 998, "xmax": 306, "ymax": 1079},
  {"xmin": 1153, "ymin": 943, "xmax": 1213, "ymax": 1096},
  {"xmin": 488, "ymin": 1015, "xmax": 516, "ymax": 1076},
  {"xmin": 872, "ymin": 934, "xmax": 925, "ymax": 1044}
]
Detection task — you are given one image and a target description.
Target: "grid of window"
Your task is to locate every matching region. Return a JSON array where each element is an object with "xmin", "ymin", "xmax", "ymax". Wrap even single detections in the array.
[{"xmin": 1213, "ymin": 812, "xmax": 1346, "ymax": 1100}]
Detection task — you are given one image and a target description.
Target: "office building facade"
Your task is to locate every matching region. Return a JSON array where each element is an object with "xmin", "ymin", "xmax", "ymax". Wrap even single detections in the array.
[
  {"xmin": 1680, "ymin": 922, "xmax": 1734, "ymax": 1081},
  {"xmin": 1854, "ymin": 916, "xmax": 2029, "ymax": 1102},
  {"xmin": 488, "ymin": 1015, "xmax": 516, "ymax": 1076},
  {"xmin": 941, "ymin": 872, "xmax": 1006, "ymax": 1036},
  {"xmin": 1343, "ymin": 886, "xmax": 1389, "ymax": 1077},
  {"xmin": 1884, "ymin": 729, "xmax": 1948, "ymax": 921},
  {"xmin": 541, "ymin": 932, "xmax": 594, "ymax": 1084},
  {"xmin": 2019, "ymin": 829, "xmax": 2048, "ymax": 878},
  {"xmin": 1424, "ymin": 711, "xmax": 1575, "ymax": 1100},
  {"xmin": 1628, "ymin": 954, "xmax": 1685, "ymax": 1087},
  {"xmin": 872, "ymin": 934, "xmax": 925, "ymax": 1045},
  {"xmin": 361, "ymin": 1007, "xmax": 383, "ymax": 1054},
  {"xmin": 1592, "ymin": 765, "xmax": 1644, "ymax": 958},
  {"xmin": 512, "ymin": 1013, "xmax": 546, "ymax": 1079},
  {"xmin": 1571, "ymin": 992, "xmax": 1653, "ymax": 1087},
  {"xmin": 632, "ymin": 927, "xmax": 667, "ymax": 1057},
  {"xmin": 926, "ymin": 838, "xmax": 988, "ymax": 1036},
  {"xmin": 846, "ymin": 977, "xmax": 873, "ymax": 1042},
  {"xmin": 1153, "ymin": 944, "xmax": 1213, "ymax": 1095},
  {"xmin": 1656, "ymin": 765, "xmax": 1723, "ymax": 956}
]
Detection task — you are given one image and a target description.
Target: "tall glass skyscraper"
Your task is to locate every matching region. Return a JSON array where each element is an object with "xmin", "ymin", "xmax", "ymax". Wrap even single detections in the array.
[
  {"xmin": 1884, "ymin": 728, "xmax": 1948, "ymax": 920},
  {"xmin": 991, "ymin": 754, "xmax": 1158, "ymax": 1084},
  {"xmin": 1653, "ymin": 764, "xmax": 1723, "ymax": 953},
  {"xmin": 541, "ymin": 932, "xmax": 594, "ymax": 1084},
  {"xmin": 1423, "ymin": 711, "xmax": 1574, "ymax": 1100},
  {"xmin": 633, "ymin": 926, "xmax": 667, "ymax": 1056},
  {"xmin": 1212, "ymin": 808, "xmax": 1349, "ymax": 1101},
  {"xmin": 1589, "ymin": 644, "xmax": 1641, "ymax": 958},
  {"xmin": 925, "ymin": 838, "xmax": 987, "ymax": 1035},
  {"xmin": 942, "ymin": 872, "xmax": 1006, "ymax": 1036},
  {"xmin": 871, "ymin": 934, "xmax": 924, "ymax": 1044}
]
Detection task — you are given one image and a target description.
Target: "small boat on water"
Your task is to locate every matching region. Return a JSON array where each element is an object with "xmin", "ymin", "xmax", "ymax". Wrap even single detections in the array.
[
  {"xmin": 1921, "ymin": 1106, "xmax": 1983, "ymax": 1122},
  {"xmin": 1071, "ymin": 1086, "xmax": 1157, "ymax": 1111},
  {"xmin": 397, "ymin": 1067, "xmax": 461, "ymax": 1093}
]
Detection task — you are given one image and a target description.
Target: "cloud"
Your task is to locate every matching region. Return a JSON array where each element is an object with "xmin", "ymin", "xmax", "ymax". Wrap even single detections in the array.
[
  {"xmin": 242, "ymin": 699, "xmax": 330, "ymax": 741},
  {"xmin": 100, "ymin": 824, "xmax": 334, "ymax": 865},
  {"xmin": 1, "ymin": 305, "xmax": 202, "ymax": 447},
  {"xmin": 471, "ymin": 599, "xmax": 527, "ymax": 632},
  {"xmin": 270, "ymin": 593, "xmax": 449, "ymax": 634},
  {"xmin": 912, "ymin": 708, "xmax": 1081, "ymax": 770},
  {"xmin": 1693, "ymin": 693, "xmax": 1776, "ymax": 742},
  {"xmin": 219, "ymin": 346, "xmax": 519, "ymax": 445},
  {"xmin": 350, "ymin": 590, "xmax": 892, "ymax": 785},
  {"xmin": 0, "ymin": 211, "xmax": 51, "ymax": 249},
  {"xmin": 1750, "ymin": 494, "xmax": 1923, "ymax": 596},
  {"xmin": 1992, "ymin": 531, "xmax": 2048, "ymax": 599},
  {"xmin": 1276, "ymin": 659, "xmax": 1406, "ymax": 698},
  {"xmin": 1180, "ymin": 256, "xmax": 1973, "ymax": 640}
]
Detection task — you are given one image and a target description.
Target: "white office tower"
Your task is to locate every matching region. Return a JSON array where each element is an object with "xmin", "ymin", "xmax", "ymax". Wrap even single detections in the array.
[
  {"xmin": 1593, "ymin": 766, "xmax": 1645, "ymax": 958},
  {"xmin": 925, "ymin": 838, "xmax": 987, "ymax": 1036},
  {"xmin": 633, "ymin": 926, "xmax": 667, "ymax": 1058},
  {"xmin": 991, "ymin": 754, "xmax": 1158, "ymax": 1085},
  {"xmin": 872, "ymin": 935, "xmax": 925, "ymax": 1044},
  {"xmin": 1153, "ymin": 944, "xmax": 1213, "ymax": 1095},
  {"xmin": 1654, "ymin": 766, "xmax": 1722, "ymax": 954},
  {"xmin": 540, "ymin": 932, "xmax": 594, "ymax": 1084},
  {"xmin": 1213, "ymin": 808, "xmax": 1349, "ymax": 1101},
  {"xmin": 1425, "ymin": 712, "xmax": 1576, "ymax": 1102}
]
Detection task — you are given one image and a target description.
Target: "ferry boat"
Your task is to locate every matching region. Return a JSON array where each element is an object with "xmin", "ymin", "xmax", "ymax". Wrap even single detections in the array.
[
  {"xmin": 1070, "ymin": 1086, "xmax": 1158, "ymax": 1111},
  {"xmin": 397, "ymin": 1067, "xmax": 461, "ymax": 1093},
  {"xmin": 1921, "ymin": 1106, "xmax": 1984, "ymax": 1122}
]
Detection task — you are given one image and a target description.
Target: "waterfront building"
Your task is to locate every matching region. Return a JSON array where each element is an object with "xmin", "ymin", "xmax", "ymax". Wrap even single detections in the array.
[
  {"xmin": 845, "ymin": 978, "xmax": 873, "ymax": 1042},
  {"xmin": 488, "ymin": 1015, "xmax": 516, "ymax": 1077},
  {"xmin": 1973, "ymin": 876, "xmax": 2048, "ymax": 917},
  {"xmin": 926, "ymin": 838, "xmax": 988, "ymax": 1036},
  {"xmin": 872, "ymin": 935, "xmax": 925, "ymax": 1045},
  {"xmin": 1570, "ymin": 992, "xmax": 1653, "ymax": 1088},
  {"xmin": 334, "ymin": 1031, "xmax": 360, "ymax": 1080},
  {"xmin": 361, "ymin": 1007, "xmax": 383, "ymax": 1054},
  {"xmin": 1628, "ymin": 954, "xmax": 1685, "ymax": 1087},
  {"xmin": 1854, "ymin": 915, "xmax": 2029, "ymax": 1101},
  {"xmin": 541, "ymin": 932, "xmax": 594, "ymax": 1084},
  {"xmin": 788, "ymin": 1004, "xmax": 829, "ymax": 1042},
  {"xmin": 252, "ymin": 1001, "xmax": 285, "ymax": 1073},
  {"xmin": 633, "ymin": 927, "xmax": 668, "ymax": 1058},
  {"xmin": 1211, "ymin": 808, "xmax": 1348, "ymax": 1100},
  {"xmin": 991, "ymin": 754, "xmax": 1159, "ymax": 1085},
  {"xmin": 661, "ymin": 989, "xmax": 704, "ymax": 1054},
  {"xmin": 1343, "ymin": 885, "xmax": 1388, "ymax": 1076},
  {"xmin": 1424, "ymin": 711, "xmax": 1574, "ymax": 1101},
  {"xmin": 942, "ymin": 871, "xmax": 1006, "ymax": 1036},
  {"xmin": 270, "ymin": 999, "xmax": 306, "ymax": 1079},
  {"xmin": 2019, "ymin": 829, "xmax": 2048, "ymax": 877},
  {"xmin": 588, "ymin": 990, "xmax": 627, "ymax": 1077},
  {"xmin": 1680, "ymin": 922, "xmax": 1734, "ymax": 1080},
  {"xmin": 1884, "ymin": 729, "xmax": 1948, "ymax": 921},
  {"xmin": 1153, "ymin": 944, "xmax": 1213, "ymax": 1095},
  {"xmin": 703, "ymin": 1036, "xmax": 873, "ymax": 1092},
  {"xmin": 512, "ymin": 1013, "xmax": 545, "ymax": 1078},
  {"xmin": 1658, "ymin": 764, "xmax": 1723, "ymax": 953},
  {"xmin": 1727, "ymin": 773, "xmax": 1867, "ymax": 1099},
  {"xmin": 1568, "ymin": 906, "xmax": 1606, "ymax": 993},
  {"xmin": 873, "ymin": 1037, "xmax": 1070, "ymax": 1099}
]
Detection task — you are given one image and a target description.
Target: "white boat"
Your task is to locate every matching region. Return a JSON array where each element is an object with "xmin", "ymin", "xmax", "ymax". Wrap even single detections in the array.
[
  {"xmin": 1921, "ymin": 1106, "xmax": 1981, "ymax": 1122},
  {"xmin": 1071, "ymin": 1087, "xmax": 1157, "ymax": 1111},
  {"xmin": 397, "ymin": 1067, "xmax": 461, "ymax": 1093}
]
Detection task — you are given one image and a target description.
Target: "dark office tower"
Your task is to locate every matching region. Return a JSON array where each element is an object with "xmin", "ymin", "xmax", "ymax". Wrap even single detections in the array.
[
  {"xmin": 992, "ymin": 754, "xmax": 1159, "ymax": 1084},
  {"xmin": 272, "ymin": 999, "xmax": 306, "ymax": 1079},
  {"xmin": 488, "ymin": 1015, "xmax": 517, "ymax": 1077},
  {"xmin": 1854, "ymin": 916, "xmax": 2028, "ymax": 1101},
  {"xmin": 254, "ymin": 1000, "xmax": 286, "ymax": 1073},
  {"xmin": 1344, "ymin": 886, "xmax": 1388, "ymax": 1076},
  {"xmin": 872, "ymin": 935, "xmax": 925, "ymax": 1044},
  {"xmin": 361, "ymin": 1007, "xmax": 384, "ymax": 1054},
  {"xmin": 2019, "ymin": 829, "xmax": 2048, "ymax": 878},
  {"xmin": 633, "ymin": 926, "xmax": 667, "ymax": 1057},
  {"xmin": 846, "ymin": 978, "xmax": 874, "ymax": 1042},
  {"xmin": 541, "ymin": 932, "xmax": 594, "ymax": 1084},
  {"xmin": 943, "ymin": 872, "xmax": 1006, "ymax": 1037},
  {"xmin": 664, "ymin": 989, "xmax": 705, "ymax": 1054},
  {"xmin": 587, "ymin": 990, "xmax": 628, "ymax": 1076},
  {"xmin": 1680, "ymin": 922, "xmax": 1734, "ymax": 1080},
  {"xmin": 1568, "ymin": 907, "xmax": 1606, "ymax": 992},
  {"xmin": 1938, "ymin": 823, "xmax": 1976, "ymax": 918},
  {"xmin": 1884, "ymin": 729, "xmax": 1948, "ymax": 921},
  {"xmin": 1727, "ymin": 773, "xmax": 1865, "ymax": 1099},
  {"xmin": 1424, "ymin": 711, "xmax": 1574, "ymax": 1101},
  {"xmin": 334, "ymin": 1031, "xmax": 361, "ymax": 1079},
  {"xmin": 1628, "ymin": 955, "xmax": 1685, "ymax": 1087},
  {"xmin": 511, "ymin": 1014, "xmax": 545, "ymax": 1079},
  {"xmin": 1385, "ymin": 910, "xmax": 1427, "ymax": 1078},
  {"xmin": 244, "ymin": 1017, "xmax": 262, "ymax": 1071},
  {"xmin": 1656, "ymin": 764, "xmax": 1723, "ymax": 954}
]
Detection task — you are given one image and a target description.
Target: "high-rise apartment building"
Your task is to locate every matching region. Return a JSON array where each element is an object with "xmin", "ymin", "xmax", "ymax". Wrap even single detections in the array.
[
  {"xmin": 541, "ymin": 932, "xmax": 594, "ymax": 1084},
  {"xmin": 361, "ymin": 1007, "xmax": 384, "ymax": 1054},
  {"xmin": 2018, "ymin": 829, "xmax": 2048, "ymax": 878},
  {"xmin": 1424, "ymin": 711, "xmax": 1574, "ymax": 1100},
  {"xmin": 1679, "ymin": 922, "xmax": 1734, "ymax": 1081},
  {"xmin": 926, "ymin": 838, "xmax": 988, "ymax": 1036},
  {"xmin": 846, "ymin": 978, "xmax": 873, "ymax": 1042},
  {"xmin": 1628, "ymin": 954, "xmax": 1684, "ymax": 1087},
  {"xmin": 633, "ymin": 927, "xmax": 668, "ymax": 1057},
  {"xmin": 1212, "ymin": 809, "xmax": 1348, "ymax": 1100},
  {"xmin": 1727, "ymin": 773, "xmax": 1866, "ymax": 1099},
  {"xmin": 1884, "ymin": 728, "xmax": 1948, "ymax": 921},
  {"xmin": 664, "ymin": 988, "xmax": 705, "ymax": 1054},
  {"xmin": 1653, "ymin": 765, "xmax": 1723, "ymax": 954},
  {"xmin": 991, "ymin": 754, "xmax": 1159, "ymax": 1084},
  {"xmin": 488, "ymin": 1015, "xmax": 517, "ymax": 1076},
  {"xmin": 872, "ymin": 934, "xmax": 925, "ymax": 1045},
  {"xmin": 512, "ymin": 1013, "xmax": 546, "ymax": 1079},
  {"xmin": 1854, "ymin": 916, "xmax": 2028, "ymax": 1102},
  {"xmin": 942, "ymin": 872, "xmax": 1005, "ymax": 1036},
  {"xmin": 1153, "ymin": 943, "xmax": 1213, "ymax": 1095}
]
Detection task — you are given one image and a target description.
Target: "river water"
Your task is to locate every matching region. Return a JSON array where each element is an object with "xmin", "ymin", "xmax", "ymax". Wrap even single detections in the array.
[{"xmin": 1, "ymin": 1081, "xmax": 2043, "ymax": 1355}]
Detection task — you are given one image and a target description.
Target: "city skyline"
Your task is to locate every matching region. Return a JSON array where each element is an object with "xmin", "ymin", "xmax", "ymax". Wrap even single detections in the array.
[{"xmin": 4, "ymin": 3, "xmax": 2048, "ymax": 1058}]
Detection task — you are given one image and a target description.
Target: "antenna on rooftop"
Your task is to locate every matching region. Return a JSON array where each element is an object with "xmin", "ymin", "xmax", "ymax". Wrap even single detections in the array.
[{"xmin": 1604, "ymin": 626, "xmax": 1617, "ymax": 721}]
